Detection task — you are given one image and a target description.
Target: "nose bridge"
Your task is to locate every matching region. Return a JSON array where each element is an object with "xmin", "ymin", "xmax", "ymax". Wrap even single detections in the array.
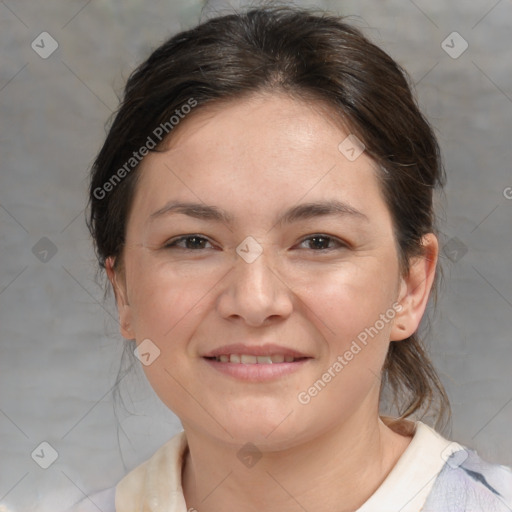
[
  {"xmin": 236, "ymin": 245, "xmax": 276, "ymax": 296},
  {"xmin": 217, "ymin": 238, "xmax": 293, "ymax": 325}
]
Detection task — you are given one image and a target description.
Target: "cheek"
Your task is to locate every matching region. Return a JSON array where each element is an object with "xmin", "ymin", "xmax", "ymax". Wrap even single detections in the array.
[
  {"xmin": 299, "ymin": 260, "xmax": 397, "ymax": 341},
  {"xmin": 127, "ymin": 260, "xmax": 216, "ymax": 414},
  {"xmin": 126, "ymin": 254, "xmax": 223, "ymax": 339},
  {"xmin": 295, "ymin": 260, "xmax": 398, "ymax": 412},
  {"xmin": 293, "ymin": 268, "xmax": 396, "ymax": 424}
]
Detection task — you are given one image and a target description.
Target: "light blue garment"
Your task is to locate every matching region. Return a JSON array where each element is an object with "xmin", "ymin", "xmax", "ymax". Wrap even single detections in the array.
[{"xmin": 423, "ymin": 447, "xmax": 512, "ymax": 511}]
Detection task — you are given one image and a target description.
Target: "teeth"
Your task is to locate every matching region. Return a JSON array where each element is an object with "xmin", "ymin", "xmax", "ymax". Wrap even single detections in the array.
[
  {"xmin": 240, "ymin": 354, "xmax": 257, "ymax": 364},
  {"xmin": 214, "ymin": 354, "xmax": 301, "ymax": 364}
]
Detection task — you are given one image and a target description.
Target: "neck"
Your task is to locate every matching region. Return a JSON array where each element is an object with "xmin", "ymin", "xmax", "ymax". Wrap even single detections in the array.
[{"xmin": 181, "ymin": 412, "xmax": 413, "ymax": 512}]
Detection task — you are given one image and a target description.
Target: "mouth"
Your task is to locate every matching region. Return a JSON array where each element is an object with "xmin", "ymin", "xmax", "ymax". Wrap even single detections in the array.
[
  {"xmin": 201, "ymin": 343, "xmax": 312, "ymax": 381},
  {"xmin": 205, "ymin": 354, "xmax": 308, "ymax": 364}
]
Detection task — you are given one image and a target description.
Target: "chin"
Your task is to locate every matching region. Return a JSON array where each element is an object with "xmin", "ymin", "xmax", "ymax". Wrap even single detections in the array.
[{"xmin": 217, "ymin": 410, "xmax": 314, "ymax": 449}]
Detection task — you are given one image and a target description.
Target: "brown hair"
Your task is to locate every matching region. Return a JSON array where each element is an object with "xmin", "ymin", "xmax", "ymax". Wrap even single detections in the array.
[{"xmin": 87, "ymin": 4, "xmax": 450, "ymax": 429}]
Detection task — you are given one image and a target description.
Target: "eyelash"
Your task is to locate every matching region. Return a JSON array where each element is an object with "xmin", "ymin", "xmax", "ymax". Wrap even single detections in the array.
[{"xmin": 163, "ymin": 234, "xmax": 347, "ymax": 251}]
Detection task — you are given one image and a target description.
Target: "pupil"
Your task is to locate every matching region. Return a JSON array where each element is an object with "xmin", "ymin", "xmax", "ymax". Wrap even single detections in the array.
[
  {"xmin": 312, "ymin": 236, "xmax": 328, "ymax": 249},
  {"xmin": 187, "ymin": 236, "xmax": 205, "ymax": 249}
]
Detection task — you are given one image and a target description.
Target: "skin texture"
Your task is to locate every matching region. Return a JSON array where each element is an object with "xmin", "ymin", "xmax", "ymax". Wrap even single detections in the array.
[{"xmin": 106, "ymin": 91, "xmax": 438, "ymax": 512}]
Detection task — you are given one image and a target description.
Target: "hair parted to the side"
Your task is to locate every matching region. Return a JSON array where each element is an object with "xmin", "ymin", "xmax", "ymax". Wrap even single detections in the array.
[{"xmin": 87, "ymin": 4, "xmax": 450, "ymax": 431}]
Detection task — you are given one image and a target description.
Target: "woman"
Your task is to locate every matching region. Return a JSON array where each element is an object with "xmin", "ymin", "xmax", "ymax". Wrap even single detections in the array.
[{"xmin": 75, "ymin": 5, "xmax": 512, "ymax": 511}]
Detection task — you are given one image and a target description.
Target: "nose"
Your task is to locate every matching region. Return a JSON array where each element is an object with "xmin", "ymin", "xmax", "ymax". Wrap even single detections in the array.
[{"xmin": 216, "ymin": 247, "xmax": 294, "ymax": 327}]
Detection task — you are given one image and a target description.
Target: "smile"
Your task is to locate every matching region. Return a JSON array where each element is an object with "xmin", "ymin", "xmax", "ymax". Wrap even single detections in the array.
[
  {"xmin": 203, "ymin": 353, "xmax": 311, "ymax": 382},
  {"xmin": 209, "ymin": 354, "xmax": 305, "ymax": 364}
]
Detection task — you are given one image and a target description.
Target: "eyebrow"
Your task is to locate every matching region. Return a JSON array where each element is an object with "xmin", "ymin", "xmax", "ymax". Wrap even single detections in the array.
[{"xmin": 149, "ymin": 199, "xmax": 369, "ymax": 225}]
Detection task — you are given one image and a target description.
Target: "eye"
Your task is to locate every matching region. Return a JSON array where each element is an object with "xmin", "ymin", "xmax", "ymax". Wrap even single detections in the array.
[
  {"xmin": 297, "ymin": 234, "xmax": 347, "ymax": 251},
  {"xmin": 164, "ymin": 235, "xmax": 214, "ymax": 250}
]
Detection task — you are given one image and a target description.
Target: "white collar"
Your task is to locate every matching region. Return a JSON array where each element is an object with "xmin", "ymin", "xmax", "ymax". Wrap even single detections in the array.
[{"xmin": 115, "ymin": 420, "xmax": 462, "ymax": 512}]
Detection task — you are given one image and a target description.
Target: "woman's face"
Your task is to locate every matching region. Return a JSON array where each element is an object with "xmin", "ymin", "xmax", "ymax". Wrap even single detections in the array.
[{"xmin": 109, "ymin": 92, "xmax": 433, "ymax": 450}]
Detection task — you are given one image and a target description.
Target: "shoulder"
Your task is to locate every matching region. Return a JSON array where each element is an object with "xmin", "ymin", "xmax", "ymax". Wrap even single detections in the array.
[
  {"xmin": 65, "ymin": 431, "xmax": 187, "ymax": 512},
  {"xmin": 116, "ymin": 430, "xmax": 188, "ymax": 510},
  {"xmin": 65, "ymin": 486, "xmax": 116, "ymax": 512},
  {"xmin": 372, "ymin": 419, "xmax": 512, "ymax": 512},
  {"xmin": 423, "ymin": 445, "xmax": 512, "ymax": 511}
]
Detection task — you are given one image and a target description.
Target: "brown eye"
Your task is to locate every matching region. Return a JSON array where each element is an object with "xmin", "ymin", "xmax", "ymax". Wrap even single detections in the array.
[
  {"xmin": 298, "ymin": 235, "xmax": 345, "ymax": 251},
  {"xmin": 165, "ymin": 235, "xmax": 213, "ymax": 250}
]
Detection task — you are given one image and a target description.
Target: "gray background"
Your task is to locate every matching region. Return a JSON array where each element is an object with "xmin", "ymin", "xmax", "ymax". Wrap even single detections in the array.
[{"xmin": 1, "ymin": 0, "xmax": 511, "ymax": 510}]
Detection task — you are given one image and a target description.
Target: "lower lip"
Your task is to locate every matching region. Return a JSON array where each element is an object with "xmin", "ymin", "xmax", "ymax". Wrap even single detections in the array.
[{"xmin": 202, "ymin": 357, "xmax": 310, "ymax": 381}]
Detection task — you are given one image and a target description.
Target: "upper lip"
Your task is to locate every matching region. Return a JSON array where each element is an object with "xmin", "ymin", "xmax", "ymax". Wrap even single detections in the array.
[{"xmin": 202, "ymin": 343, "xmax": 311, "ymax": 358}]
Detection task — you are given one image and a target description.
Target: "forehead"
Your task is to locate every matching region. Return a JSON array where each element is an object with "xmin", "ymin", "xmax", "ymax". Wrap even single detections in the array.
[
  {"xmin": 163, "ymin": 91, "xmax": 351, "ymax": 158},
  {"xmin": 130, "ymin": 92, "xmax": 388, "ymax": 226}
]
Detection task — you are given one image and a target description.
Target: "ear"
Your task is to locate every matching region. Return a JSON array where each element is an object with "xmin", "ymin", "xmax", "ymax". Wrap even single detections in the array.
[
  {"xmin": 390, "ymin": 233, "xmax": 438, "ymax": 342},
  {"xmin": 105, "ymin": 256, "xmax": 135, "ymax": 339}
]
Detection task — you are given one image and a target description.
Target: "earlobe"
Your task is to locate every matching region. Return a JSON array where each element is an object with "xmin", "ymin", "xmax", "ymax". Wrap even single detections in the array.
[
  {"xmin": 105, "ymin": 256, "xmax": 135, "ymax": 339},
  {"xmin": 390, "ymin": 234, "xmax": 439, "ymax": 342}
]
